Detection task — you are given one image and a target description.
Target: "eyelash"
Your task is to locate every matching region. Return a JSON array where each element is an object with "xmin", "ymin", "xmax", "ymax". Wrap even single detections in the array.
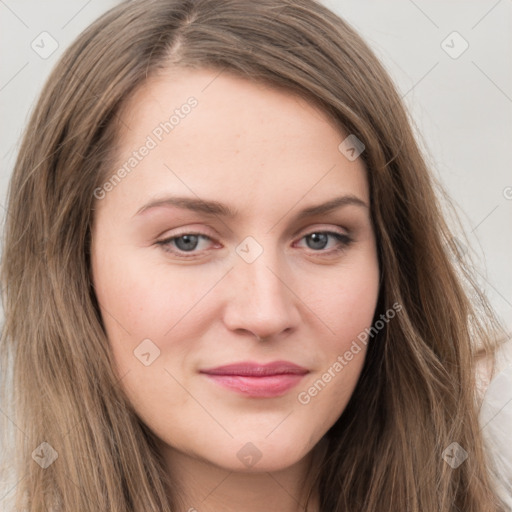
[{"xmin": 155, "ymin": 229, "xmax": 353, "ymax": 259}]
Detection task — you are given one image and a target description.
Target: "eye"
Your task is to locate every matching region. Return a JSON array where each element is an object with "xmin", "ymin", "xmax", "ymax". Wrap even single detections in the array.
[
  {"xmin": 156, "ymin": 232, "xmax": 215, "ymax": 257},
  {"xmin": 295, "ymin": 231, "xmax": 352, "ymax": 253},
  {"xmin": 156, "ymin": 229, "xmax": 353, "ymax": 259}
]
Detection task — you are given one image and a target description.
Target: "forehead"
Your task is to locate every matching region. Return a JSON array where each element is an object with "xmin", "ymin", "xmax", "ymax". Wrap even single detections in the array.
[{"xmin": 99, "ymin": 67, "xmax": 369, "ymax": 218}]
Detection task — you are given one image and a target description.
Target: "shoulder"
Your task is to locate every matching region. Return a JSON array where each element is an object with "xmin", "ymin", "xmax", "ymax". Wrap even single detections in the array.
[
  {"xmin": 476, "ymin": 337, "xmax": 512, "ymax": 392},
  {"xmin": 478, "ymin": 337, "xmax": 512, "ymax": 511}
]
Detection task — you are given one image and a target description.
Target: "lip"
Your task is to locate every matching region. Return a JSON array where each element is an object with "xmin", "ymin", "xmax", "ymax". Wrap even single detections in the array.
[{"xmin": 200, "ymin": 361, "xmax": 309, "ymax": 398}]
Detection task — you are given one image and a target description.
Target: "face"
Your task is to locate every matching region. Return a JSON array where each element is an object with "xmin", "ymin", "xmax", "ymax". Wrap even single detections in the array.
[{"xmin": 91, "ymin": 67, "xmax": 379, "ymax": 474}]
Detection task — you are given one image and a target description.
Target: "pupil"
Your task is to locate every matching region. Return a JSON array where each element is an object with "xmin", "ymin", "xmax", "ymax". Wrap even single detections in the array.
[
  {"xmin": 176, "ymin": 235, "xmax": 199, "ymax": 251},
  {"xmin": 308, "ymin": 233, "xmax": 328, "ymax": 250}
]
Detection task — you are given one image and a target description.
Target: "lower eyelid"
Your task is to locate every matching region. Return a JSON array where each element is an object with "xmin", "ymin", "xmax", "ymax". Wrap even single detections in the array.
[
  {"xmin": 296, "ymin": 231, "xmax": 351, "ymax": 245},
  {"xmin": 157, "ymin": 230, "xmax": 352, "ymax": 256},
  {"xmin": 156, "ymin": 233, "xmax": 212, "ymax": 253}
]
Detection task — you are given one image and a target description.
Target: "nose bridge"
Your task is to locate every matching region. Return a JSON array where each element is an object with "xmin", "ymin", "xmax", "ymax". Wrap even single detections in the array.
[
  {"xmin": 223, "ymin": 237, "xmax": 299, "ymax": 338},
  {"xmin": 246, "ymin": 256, "xmax": 284, "ymax": 303},
  {"xmin": 238, "ymin": 241, "xmax": 288, "ymax": 307}
]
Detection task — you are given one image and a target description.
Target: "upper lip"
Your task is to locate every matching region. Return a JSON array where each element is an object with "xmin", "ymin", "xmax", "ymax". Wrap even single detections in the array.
[{"xmin": 200, "ymin": 361, "xmax": 309, "ymax": 377}]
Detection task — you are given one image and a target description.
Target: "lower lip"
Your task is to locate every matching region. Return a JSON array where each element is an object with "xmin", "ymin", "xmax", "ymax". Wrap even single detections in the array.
[{"xmin": 202, "ymin": 374, "xmax": 306, "ymax": 398}]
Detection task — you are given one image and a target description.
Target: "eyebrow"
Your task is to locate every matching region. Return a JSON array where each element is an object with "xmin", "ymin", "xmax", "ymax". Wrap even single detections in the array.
[{"xmin": 134, "ymin": 194, "xmax": 368, "ymax": 219}]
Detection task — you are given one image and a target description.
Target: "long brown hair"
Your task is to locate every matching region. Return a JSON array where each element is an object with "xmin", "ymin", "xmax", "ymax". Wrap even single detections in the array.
[{"xmin": 0, "ymin": 0, "xmax": 506, "ymax": 510}]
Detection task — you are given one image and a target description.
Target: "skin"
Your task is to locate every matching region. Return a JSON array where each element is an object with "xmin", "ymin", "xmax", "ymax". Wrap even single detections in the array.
[{"xmin": 91, "ymin": 67, "xmax": 380, "ymax": 512}]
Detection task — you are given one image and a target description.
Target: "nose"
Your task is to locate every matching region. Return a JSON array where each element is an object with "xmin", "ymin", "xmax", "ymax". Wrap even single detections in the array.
[{"xmin": 221, "ymin": 245, "xmax": 301, "ymax": 341}]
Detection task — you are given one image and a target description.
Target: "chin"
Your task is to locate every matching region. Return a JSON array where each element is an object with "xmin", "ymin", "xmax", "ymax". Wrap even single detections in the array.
[{"xmin": 205, "ymin": 434, "xmax": 316, "ymax": 473}]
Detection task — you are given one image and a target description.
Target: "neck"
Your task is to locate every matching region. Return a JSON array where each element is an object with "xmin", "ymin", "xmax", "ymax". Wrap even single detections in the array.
[{"xmin": 161, "ymin": 442, "xmax": 327, "ymax": 512}]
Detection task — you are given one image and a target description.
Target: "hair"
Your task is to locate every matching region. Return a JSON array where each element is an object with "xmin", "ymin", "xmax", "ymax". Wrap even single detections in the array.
[{"xmin": 0, "ymin": 0, "xmax": 507, "ymax": 510}]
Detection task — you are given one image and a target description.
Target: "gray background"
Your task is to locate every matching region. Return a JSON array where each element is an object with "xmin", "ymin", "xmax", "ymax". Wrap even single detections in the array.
[{"xmin": 1, "ymin": 0, "xmax": 511, "ymax": 333}]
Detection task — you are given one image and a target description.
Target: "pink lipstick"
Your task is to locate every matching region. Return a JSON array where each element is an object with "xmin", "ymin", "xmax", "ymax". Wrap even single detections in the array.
[{"xmin": 200, "ymin": 361, "xmax": 309, "ymax": 398}]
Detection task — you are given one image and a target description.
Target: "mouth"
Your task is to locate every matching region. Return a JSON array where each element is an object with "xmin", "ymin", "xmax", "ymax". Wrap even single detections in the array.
[{"xmin": 199, "ymin": 361, "xmax": 309, "ymax": 398}]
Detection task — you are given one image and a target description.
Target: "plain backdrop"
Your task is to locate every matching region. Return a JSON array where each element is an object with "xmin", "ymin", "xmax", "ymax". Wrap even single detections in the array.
[{"xmin": 0, "ymin": 0, "xmax": 511, "ymax": 333}]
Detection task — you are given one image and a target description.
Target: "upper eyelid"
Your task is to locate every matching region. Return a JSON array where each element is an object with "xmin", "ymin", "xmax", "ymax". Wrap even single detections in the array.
[
  {"xmin": 160, "ymin": 226, "xmax": 349, "ymax": 243},
  {"xmin": 159, "ymin": 228, "xmax": 351, "ymax": 252},
  {"xmin": 162, "ymin": 221, "xmax": 350, "ymax": 238}
]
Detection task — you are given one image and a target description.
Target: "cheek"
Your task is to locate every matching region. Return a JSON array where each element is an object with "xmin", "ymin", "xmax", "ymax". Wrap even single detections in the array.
[
  {"xmin": 91, "ymin": 249, "xmax": 200, "ymax": 422},
  {"xmin": 332, "ymin": 273, "xmax": 379, "ymax": 344},
  {"xmin": 296, "ymin": 300, "xmax": 377, "ymax": 440},
  {"xmin": 92, "ymin": 244, "xmax": 212, "ymax": 339},
  {"xmin": 311, "ymin": 250, "xmax": 380, "ymax": 350},
  {"xmin": 298, "ymin": 251, "xmax": 379, "ymax": 416},
  {"xmin": 91, "ymin": 243, "xmax": 230, "ymax": 399}
]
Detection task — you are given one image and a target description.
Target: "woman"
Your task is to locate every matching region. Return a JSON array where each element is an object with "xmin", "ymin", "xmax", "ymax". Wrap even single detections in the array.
[{"xmin": 0, "ymin": 0, "xmax": 509, "ymax": 510}]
